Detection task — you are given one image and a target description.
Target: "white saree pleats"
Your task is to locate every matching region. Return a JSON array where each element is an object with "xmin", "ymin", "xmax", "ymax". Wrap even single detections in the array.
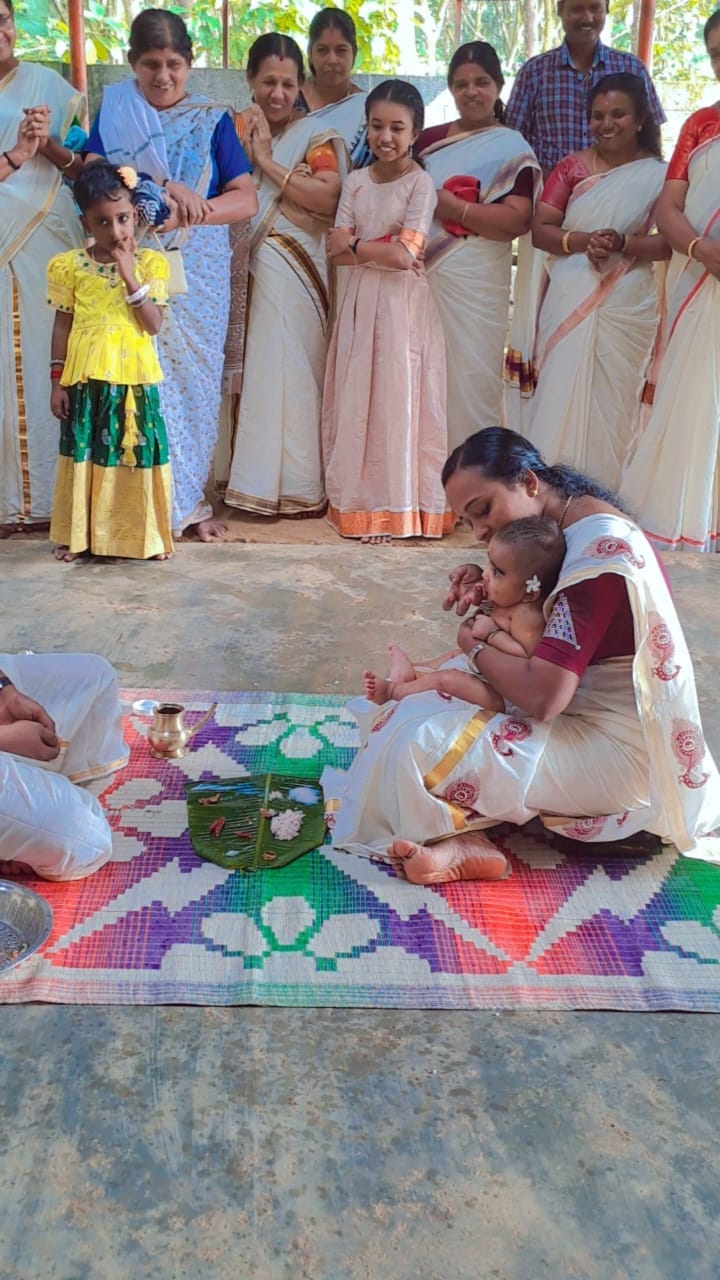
[
  {"xmin": 0, "ymin": 199, "xmax": 82, "ymax": 524},
  {"xmin": 426, "ymin": 236, "xmax": 511, "ymax": 450},
  {"xmin": 526, "ymin": 256, "xmax": 658, "ymax": 490},
  {"xmin": 620, "ymin": 138, "xmax": 720, "ymax": 551},
  {"xmin": 524, "ymin": 158, "xmax": 666, "ymax": 492},
  {"xmin": 225, "ymin": 223, "xmax": 329, "ymax": 515}
]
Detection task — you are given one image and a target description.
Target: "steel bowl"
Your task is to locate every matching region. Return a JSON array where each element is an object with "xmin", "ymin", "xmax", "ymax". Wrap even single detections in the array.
[{"xmin": 0, "ymin": 880, "xmax": 53, "ymax": 975}]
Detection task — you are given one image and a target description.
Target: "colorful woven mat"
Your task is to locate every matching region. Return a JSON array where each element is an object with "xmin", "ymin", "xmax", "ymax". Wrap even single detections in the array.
[{"xmin": 2, "ymin": 689, "xmax": 720, "ymax": 1009}]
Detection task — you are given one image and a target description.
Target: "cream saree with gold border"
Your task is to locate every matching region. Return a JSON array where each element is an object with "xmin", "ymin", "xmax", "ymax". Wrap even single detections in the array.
[
  {"xmin": 323, "ymin": 513, "xmax": 720, "ymax": 865},
  {"xmin": 0, "ymin": 62, "xmax": 83, "ymax": 524}
]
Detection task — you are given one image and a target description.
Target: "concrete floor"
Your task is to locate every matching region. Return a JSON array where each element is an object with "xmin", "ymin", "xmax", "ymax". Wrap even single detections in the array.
[{"xmin": 1, "ymin": 538, "xmax": 720, "ymax": 1280}]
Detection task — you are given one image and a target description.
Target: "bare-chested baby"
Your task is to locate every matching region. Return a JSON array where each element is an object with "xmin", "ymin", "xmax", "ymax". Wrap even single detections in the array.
[{"xmin": 364, "ymin": 517, "xmax": 566, "ymax": 712}]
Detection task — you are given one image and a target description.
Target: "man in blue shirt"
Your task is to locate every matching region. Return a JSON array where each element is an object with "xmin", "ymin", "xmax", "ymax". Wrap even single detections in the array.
[{"xmin": 506, "ymin": 0, "xmax": 665, "ymax": 175}]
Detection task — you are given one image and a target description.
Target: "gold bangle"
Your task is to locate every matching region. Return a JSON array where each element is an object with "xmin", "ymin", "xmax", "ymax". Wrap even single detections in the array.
[
  {"xmin": 561, "ymin": 230, "xmax": 573, "ymax": 255},
  {"xmin": 279, "ymin": 167, "xmax": 294, "ymax": 197},
  {"xmin": 460, "ymin": 202, "xmax": 470, "ymax": 228},
  {"xmin": 58, "ymin": 149, "xmax": 75, "ymax": 172},
  {"xmin": 687, "ymin": 236, "xmax": 701, "ymax": 260}
]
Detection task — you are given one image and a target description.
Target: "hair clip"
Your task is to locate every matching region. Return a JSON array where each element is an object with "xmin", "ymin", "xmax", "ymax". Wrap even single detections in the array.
[
  {"xmin": 117, "ymin": 165, "xmax": 138, "ymax": 190},
  {"xmin": 525, "ymin": 574, "xmax": 541, "ymax": 594}
]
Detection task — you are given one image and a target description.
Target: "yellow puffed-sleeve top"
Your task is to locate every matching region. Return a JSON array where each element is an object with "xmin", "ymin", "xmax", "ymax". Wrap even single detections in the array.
[{"xmin": 47, "ymin": 248, "xmax": 170, "ymax": 386}]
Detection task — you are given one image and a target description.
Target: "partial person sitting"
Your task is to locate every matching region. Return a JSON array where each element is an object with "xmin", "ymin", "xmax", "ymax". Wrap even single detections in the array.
[
  {"xmin": 0, "ymin": 653, "xmax": 128, "ymax": 880},
  {"xmin": 364, "ymin": 517, "xmax": 565, "ymax": 712}
]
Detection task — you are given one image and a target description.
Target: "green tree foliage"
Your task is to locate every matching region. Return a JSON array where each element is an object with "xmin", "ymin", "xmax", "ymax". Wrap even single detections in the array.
[{"xmin": 12, "ymin": 0, "xmax": 720, "ymax": 97}]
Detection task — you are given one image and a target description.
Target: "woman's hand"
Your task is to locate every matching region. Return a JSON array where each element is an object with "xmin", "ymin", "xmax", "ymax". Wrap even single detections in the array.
[
  {"xmin": 0, "ymin": 719, "xmax": 60, "ymax": 762},
  {"xmin": 694, "ymin": 238, "xmax": 720, "ymax": 282},
  {"xmin": 434, "ymin": 188, "xmax": 461, "ymax": 223},
  {"xmin": 50, "ymin": 383, "xmax": 70, "ymax": 421},
  {"xmin": 165, "ymin": 180, "xmax": 211, "ymax": 227},
  {"xmin": 0, "ymin": 683, "xmax": 56, "ymax": 732},
  {"xmin": 11, "ymin": 117, "xmax": 39, "ymax": 165},
  {"xmin": 23, "ymin": 104, "xmax": 51, "ymax": 151},
  {"xmin": 586, "ymin": 228, "xmax": 621, "ymax": 270},
  {"xmin": 443, "ymin": 563, "xmax": 486, "ymax": 615},
  {"xmin": 247, "ymin": 106, "xmax": 273, "ymax": 169},
  {"xmin": 326, "ymin": 227, "xmax": 352, "ymax": 258},
  {"xmin": 455, "ymin": 615, "xmax": 477, "ymax": 654}
]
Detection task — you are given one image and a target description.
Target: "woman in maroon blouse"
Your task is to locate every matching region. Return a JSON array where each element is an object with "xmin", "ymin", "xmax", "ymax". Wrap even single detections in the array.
[{"xmin": 323, "ymin": 428, "xmax": 720, "ymax": 882}]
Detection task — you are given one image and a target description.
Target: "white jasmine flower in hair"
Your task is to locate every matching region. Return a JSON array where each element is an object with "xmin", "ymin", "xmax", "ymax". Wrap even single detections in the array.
[
  {"xmin": 525, "ymin": 574, "xmax": 542, "ymax": 594},
  {"xmin": 269, "ymin": 809, "xmax": 304, "ymax": 841}
]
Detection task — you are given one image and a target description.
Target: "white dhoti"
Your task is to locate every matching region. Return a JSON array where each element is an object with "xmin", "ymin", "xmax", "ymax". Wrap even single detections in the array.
[{"xmin": 0, "ymin": 653, "xmax": 128, "ymax": 880}]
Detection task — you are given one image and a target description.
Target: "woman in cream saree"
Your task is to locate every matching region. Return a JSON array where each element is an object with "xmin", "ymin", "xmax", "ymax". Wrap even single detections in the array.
[
  {"xmin": 0, "ymin": 55, "xmax": 83, "ymax": 530},
  {"xmin": 620, "ymin": 90, "xmax": 720, "ymax": 549},
  {"xmin": 225, "ymin": 36, "xmax": 349, "ymax": 517},
  {"xmin": 421, "ymin": 124, "xmax": 540, "ymax": 451},
  {"xmin": 527, "ymin": 74, "xmax": 668, "ymax": 492},
  {"xmin": 322, "ymin": 429, "xmax": 720, "ymax": 878}
]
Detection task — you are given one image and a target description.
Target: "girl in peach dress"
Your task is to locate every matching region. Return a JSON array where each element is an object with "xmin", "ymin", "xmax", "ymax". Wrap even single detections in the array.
[{"xmin": 322, "ymin": 80, "xmax": 450, "ymax": 543}]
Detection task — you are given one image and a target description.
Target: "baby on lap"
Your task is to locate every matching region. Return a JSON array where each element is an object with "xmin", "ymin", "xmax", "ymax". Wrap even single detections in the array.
[{"xmin": 364, "ymin": 517, "xmax": 566, "ymax": 712}]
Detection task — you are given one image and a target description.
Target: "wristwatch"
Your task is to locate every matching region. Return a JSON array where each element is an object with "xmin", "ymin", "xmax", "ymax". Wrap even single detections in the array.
[
  {"xmin": 467, "ymin": 642, "xmax": 488, "ymax": 672},
  {"xmin": 349, "ymin": 237, "xmax": 360, "ymax": 255}
]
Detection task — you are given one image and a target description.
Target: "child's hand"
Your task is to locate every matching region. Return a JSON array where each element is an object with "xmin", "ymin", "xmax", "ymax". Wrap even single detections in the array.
[
  {"xmin": 50, "ymin": 383, "xmax": 70, "ymax": 420},
  {"xmin": 111, "ymin": 238, "xmax": 138, "ymax": 285},
  {"xmin": 470, "ymin": 612, "xmax": 496, "ymax": 641}
]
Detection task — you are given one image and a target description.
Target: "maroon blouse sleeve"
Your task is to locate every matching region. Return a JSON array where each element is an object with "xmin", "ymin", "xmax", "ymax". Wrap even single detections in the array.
[
  {"xmin": 508, "ymin": 166, "xmax": 535, "ymax": 200},
  {"xmin": 666, "ymin": 109, "xmax": 715, "ymax": 183},
  {"xmin": 534, "ymin": 574, "xmax": 630, "ymax": 676},
  {"xmin": 540, "ymin": 154, "xmax": 587, "ymax": 214},
  {"xmin": 417, "ymin": 123, "xmax": 450, "ymax": 155}
]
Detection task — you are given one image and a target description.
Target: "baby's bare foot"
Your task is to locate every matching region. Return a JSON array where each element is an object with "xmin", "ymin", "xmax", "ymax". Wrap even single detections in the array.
[
  {"xmin": 386, "ymin": 642, "xmax": 415, "ymax": 686},
  {"xmin": 363, "ymin": 670, "xmax": 392, "ymax": 705}
]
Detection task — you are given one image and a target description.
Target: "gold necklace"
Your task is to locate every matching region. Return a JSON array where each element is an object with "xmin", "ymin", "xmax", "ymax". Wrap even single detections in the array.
[{"xmin": 559, "ymin": 495, "xmax": 574, "ymax": 529}]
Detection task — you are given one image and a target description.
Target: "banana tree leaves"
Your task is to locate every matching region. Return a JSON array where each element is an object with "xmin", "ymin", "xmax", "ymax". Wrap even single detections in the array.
[{"xmin": 185, "ymin": 775, "xmax": 326, "ymax": 872}]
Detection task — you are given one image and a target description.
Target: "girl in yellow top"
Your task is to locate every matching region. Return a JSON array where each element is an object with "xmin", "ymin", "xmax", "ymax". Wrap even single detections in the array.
[{"xmin": 47, "ymin": 161, "xmax": 173, "ymax": 561}]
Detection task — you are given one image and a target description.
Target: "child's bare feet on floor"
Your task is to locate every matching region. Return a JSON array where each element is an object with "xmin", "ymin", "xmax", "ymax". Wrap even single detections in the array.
[{"xmin": 361, "ymin": 534, "xmax": 392, "ymax": 545}]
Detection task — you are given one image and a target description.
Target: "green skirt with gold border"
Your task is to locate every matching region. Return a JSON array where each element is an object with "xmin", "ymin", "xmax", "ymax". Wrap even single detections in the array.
[{"xmin": 50, "ymin": 379, "xmax": 173, "ymax": 559}]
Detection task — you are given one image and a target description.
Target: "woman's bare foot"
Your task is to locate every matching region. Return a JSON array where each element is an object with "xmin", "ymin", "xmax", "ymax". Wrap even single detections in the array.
[
  {"xmin": 196, "ymin": 516, "xmax": 227, "ymax": 542},
  {"xmin": 361, "ymin": 534, "xmax": 392, "ymax": 545},
  {"xmin": 53, "ymin": 546, "xmax": 86, "ymax": 563},
  {"xmin": 388, "ymin": 834, "xmax": 508, "ymax": 885},
  {"xmin": 151, "ymin": 552, "xmax": 173, "ymax": 561}
]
